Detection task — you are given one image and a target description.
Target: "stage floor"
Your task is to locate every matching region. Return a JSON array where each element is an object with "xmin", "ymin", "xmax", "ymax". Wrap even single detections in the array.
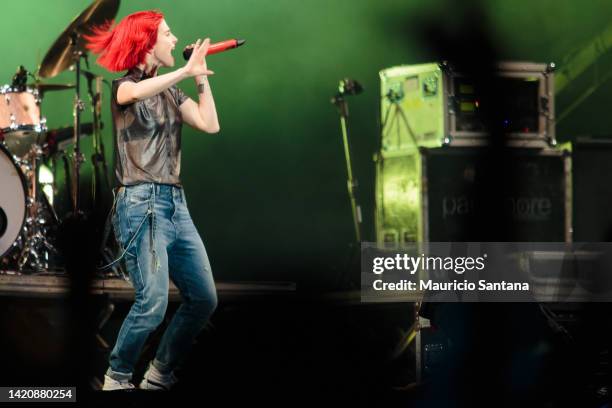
[{"xmin": 0, "ymin": 272, "xmax": 297, "ymax": 301}]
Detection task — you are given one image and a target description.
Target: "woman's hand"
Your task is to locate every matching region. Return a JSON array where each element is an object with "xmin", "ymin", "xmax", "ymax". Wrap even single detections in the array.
[{"xmin": 182, "ymin": 38, "xmax": 215, "ymax": 78}]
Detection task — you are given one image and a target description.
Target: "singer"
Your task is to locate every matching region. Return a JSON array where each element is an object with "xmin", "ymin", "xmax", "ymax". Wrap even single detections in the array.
[{"xmin": 85, "ymin": 10, "xmax": 220, "ymax": 391}]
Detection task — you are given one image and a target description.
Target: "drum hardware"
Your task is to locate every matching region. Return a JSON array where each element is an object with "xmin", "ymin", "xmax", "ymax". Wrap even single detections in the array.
[
  {"xmin": 38, "ymin": 0, "xmax": 119, "ymax": 216},
  {"xmin": 0, "ymin": 64, "xmax": 58, "ymax": 272},
  {"xmin": 83, "ymin": 70, "xmax": 111, "ymax": 204},
  {"xmin": 10, "ymin": 0, "xmax": 119, "ymax": 278},
  {"xmin": 38, "ymin": 0, "xmax": 120, "ymax": 79},
  {"xmin": 32, "ymin": 83, "xmax": 75, "ymax": 97},
  {"xmin": 0, "ymin": 71, "xmax": 77, "ymax": 159},
  {"xmin": 11, "ymin": 65, "xmax": 28, "ymax": 90},
  {"xmin": 46, "ymin": 123, "xmax": 95, "ymax": 154},
  {"xmin": 0, "ymin": 0, "xmax": 120, "ymax": 274},
  {"xmin": 0, "ymin": 144, "xmax": 27, "ymax": 261},
  {"xmin": 0, "ymin": 144, "xmax": 62, "ymax": 273},
  {"xmin": 13, "ymin": 145, "xmax": 60, "ymax": 272},
  {"xmin": 0, "ymin": 80, "xmax": 47, "ymax": 158},
  {"xmin": 72, "ymin": 46, "xmax": 86, "ymax": 217}
]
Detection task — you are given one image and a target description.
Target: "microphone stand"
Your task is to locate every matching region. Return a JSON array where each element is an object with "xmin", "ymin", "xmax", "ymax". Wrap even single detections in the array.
[
  {"xmin": 331, "ymin": 80, "xmax": 365, "ymax": 290},
  {"xmin": 331, "ymin": 92, "xmax": 362, "ymax": 243}
]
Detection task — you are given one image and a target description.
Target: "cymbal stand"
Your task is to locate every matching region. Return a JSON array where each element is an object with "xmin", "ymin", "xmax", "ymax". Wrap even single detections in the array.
[
  {"xmin": 70, "ymin": 31, "xmax": 86, "ymax": 216},
  {"xmin": 83, "ymin": 70, "xmax": 111, "ymax": 203}
]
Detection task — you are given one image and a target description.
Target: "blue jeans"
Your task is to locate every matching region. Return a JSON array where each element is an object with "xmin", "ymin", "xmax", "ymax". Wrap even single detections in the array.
[{"xmin": 106, "ymin": 183, "xmax": 217, "ymax": 381}]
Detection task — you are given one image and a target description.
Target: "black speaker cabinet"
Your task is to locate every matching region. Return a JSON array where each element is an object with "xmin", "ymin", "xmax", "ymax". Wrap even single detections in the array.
[
  {"xmin": 422, "ymin": 147, "xmax": 571, "ymax": 242},
  {"xmin": 573, "ymin": 138, "xmax": 612, "ymax": 241},
  {"xmin": 375, "ymin": 146, "xmax": 571, "ymax": 243}
]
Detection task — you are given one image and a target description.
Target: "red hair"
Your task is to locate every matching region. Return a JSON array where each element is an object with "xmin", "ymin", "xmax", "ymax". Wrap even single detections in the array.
[{"xmin": 84, "ymin": 10, "xmax": 164, "ymax": 72}]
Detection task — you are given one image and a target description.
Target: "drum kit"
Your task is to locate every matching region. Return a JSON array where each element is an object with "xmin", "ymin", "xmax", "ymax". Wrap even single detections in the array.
[{"xmin": 0, "ymin": 0, "xmax": 120, "ymax": 274}]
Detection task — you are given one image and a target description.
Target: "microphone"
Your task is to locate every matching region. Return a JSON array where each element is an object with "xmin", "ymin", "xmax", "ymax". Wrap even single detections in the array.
[{"xmin": 183, "ymin": 39, "xmax": 246, "ymax": 60}]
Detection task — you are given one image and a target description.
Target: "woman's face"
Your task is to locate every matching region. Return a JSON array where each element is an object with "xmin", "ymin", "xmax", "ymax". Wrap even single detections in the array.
[{"xmin": 152, "ymin": 19, "xmax": 178, "ymax": 67}]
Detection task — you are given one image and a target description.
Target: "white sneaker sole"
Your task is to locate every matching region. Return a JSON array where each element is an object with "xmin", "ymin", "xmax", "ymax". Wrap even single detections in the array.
[{"xmin": 139, "ymin": 378, "xmax": 170, "ymax": 391}]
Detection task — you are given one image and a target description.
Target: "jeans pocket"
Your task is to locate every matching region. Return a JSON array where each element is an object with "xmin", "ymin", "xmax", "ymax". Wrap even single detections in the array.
[
  {"xmin": 126, "ymin": 185, "xmax": 153, "ymax": 225},
  {"xmin": 115, "ymin": 193, "xmax": 150, "ymax": 259},
  {"xmin": 127, "ymin": 184, "xmax": 153, "ymax": 205}
]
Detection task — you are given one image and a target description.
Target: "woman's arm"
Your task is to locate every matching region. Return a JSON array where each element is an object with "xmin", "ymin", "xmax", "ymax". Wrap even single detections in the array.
[
  {"xmin": 117, "ymin": 68, "xmax": 188, "ymax": 104},
  {"xmin": 180, "ymin": 75, "xmax": 220, "ymax": 133}
]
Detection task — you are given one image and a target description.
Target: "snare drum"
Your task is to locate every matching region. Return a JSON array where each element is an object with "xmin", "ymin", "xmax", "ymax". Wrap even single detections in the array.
[
  {"xmin": 0, "ymin": 143, "xmax": 27, "ymax": 257},
  {"xmin": 0, "ymin": 85, "xmax": 46, "ymax": 157}
]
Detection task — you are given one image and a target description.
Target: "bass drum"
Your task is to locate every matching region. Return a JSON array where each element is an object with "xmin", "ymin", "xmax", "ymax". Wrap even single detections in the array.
[{"xmin": 0, "ymin": 143, "xmax": 26, "ymax": 257}]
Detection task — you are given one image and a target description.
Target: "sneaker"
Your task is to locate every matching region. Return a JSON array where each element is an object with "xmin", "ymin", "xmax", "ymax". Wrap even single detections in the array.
[
  {"xmin": 139, "ymin": 362, "xmax": 178, "ymax": 391},
  {"xmin": 102, "ymin": 375, "xmax": 135, "ymax": 391}
]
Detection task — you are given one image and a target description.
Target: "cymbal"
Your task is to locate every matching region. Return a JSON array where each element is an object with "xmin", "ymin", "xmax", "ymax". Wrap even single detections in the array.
[
  {"xmin": 30, "ymin": 83, "xmax": 75, "ymax": 95},
  {"xmin": 38, "ymin": 0, "xmax": 120, "ymax": 79}
]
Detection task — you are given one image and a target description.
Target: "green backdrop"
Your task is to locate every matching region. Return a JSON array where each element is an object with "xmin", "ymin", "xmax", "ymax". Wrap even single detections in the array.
[{"xmin": 2, "ymin": 0, "xmax": 611, "ymax": 287}]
